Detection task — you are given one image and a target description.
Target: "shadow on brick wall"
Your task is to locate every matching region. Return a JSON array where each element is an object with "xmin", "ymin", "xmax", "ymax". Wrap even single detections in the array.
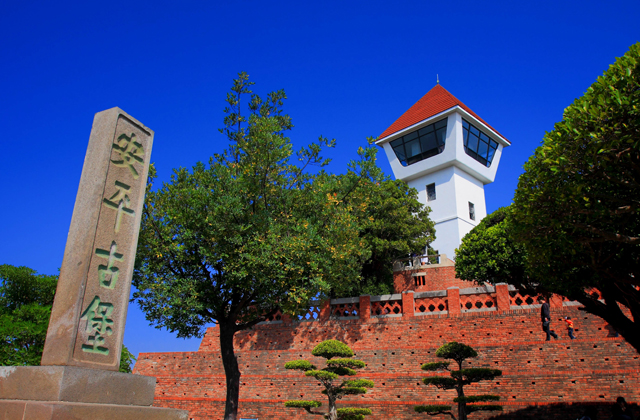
[
  {"xmin": 233, "ymin": 319, "xmax": 366, "ymax": 352},
  {"xmin": 486, "ymin": 403, "xmax": 621, "ymax": 420}
]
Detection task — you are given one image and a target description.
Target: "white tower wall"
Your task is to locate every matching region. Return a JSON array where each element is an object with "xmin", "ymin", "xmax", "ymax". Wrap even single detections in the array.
[
  {"xmin": 378, "ymin": 106, "xmax": 509, "ymax": 261},
  {"xmin": 406, "ymin": 166, "xmax": 486, "ymax": 259}
]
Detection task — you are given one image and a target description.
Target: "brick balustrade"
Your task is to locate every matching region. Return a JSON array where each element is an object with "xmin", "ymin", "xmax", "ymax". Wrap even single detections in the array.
[{"xmin": 313, "ymin": 285, "xmax": 566, "ymax": 320}]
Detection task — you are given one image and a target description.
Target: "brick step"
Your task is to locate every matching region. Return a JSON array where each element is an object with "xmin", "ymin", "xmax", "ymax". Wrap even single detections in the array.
[
  {"xmin": 153, "ymin": 369, "xmax": 639, "ymax": 402},
  {"xmin": 138, "ymin": 337, "xmax": 638, "ymax": 377},
  {"xmin": 197, "ymin": 307, "xmax": 619, "ymax": 352},
  {"xmin": 152, "ymin": 397, "xmax": 625, "ymax": 420}
]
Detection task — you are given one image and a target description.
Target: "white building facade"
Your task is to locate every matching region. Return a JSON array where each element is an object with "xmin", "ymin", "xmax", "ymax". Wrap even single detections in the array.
[{"xmin": 376, "ymin": 85, "xmax": 510, "ymax": 261}]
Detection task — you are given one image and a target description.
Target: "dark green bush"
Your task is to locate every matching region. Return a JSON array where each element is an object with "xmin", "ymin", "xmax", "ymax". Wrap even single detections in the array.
[
  {"xmin": 421, "ymin": 361, "xmax": 450, "ymax": 371},
  {"xmin": 415, "ymin": 405, "xmax": 452, "ymax": 413},
  {"xmin": 454, "ymin": 395, "xmax": 500, "ymax": 403},
  {"xmin": 327, "ymin": 358, "xmax": 366, "ymax": 368},
  {"xmin": 284, "ymin": 400, "xmax": 322, "ymax": 408},
  {"xmin": 284, "ymin": 360, "xmax": 315, "ymax": 370},
  {"xmin": 338, "ymin": 407, "xmax": 373, "ymax": 420},
  {"xmin": 312, "ymin": 339, "xmax": 354, "ymax": 359}
]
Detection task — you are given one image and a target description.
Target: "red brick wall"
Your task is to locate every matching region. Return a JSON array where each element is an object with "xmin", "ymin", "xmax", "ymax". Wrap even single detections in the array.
[
  {"xmin": 150, "ymin": 399, "xmax": 620, "ymax": 420},
  {"xmin": 394, "ymin": 266, "xmax": 477, "ymax": 292},
  {"xmin": 135, "ymin": 305, "xmax": 640, "ymax": 420}
]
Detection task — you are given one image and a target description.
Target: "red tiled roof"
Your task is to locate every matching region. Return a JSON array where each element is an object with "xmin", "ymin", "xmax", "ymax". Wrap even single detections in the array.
[{"xmin": 378, "ymin": 84, "xmax": 509, "ymax": 144}]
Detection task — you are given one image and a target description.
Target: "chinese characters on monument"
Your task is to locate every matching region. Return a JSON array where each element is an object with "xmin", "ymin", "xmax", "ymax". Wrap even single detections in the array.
[
  {"xmin": 42, "ymin": 108, "xmax": 153, "ymax": 370},
  {"xmin": 77, "ymin": 133, "xmax": 145, "ymax": 356}
]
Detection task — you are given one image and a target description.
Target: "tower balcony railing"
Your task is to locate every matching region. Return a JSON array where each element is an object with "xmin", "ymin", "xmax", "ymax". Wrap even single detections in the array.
[{"xmin": 393, "ymin": 253, "xmax": 455, "ymax": 271}]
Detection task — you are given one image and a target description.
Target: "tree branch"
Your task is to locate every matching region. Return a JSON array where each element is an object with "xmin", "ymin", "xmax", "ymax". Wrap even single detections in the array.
[
  {"xmin": 235, "ymin": 306, "xmax": 278, "ymax": 332},
  {"xmin": 574, "ymin": 223, "xmax": 640, "ymax": 244},
  {"xmin": 303, "ymin": 408, "xmax": 325, "ymax": 416}
]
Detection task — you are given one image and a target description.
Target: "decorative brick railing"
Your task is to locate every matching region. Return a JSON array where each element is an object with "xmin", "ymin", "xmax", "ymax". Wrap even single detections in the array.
[
  {"xmin": 370, "ymin": 294, "xmax": 403, "ymax": 317},
  {"xmin": 330, "ymin": 297, "xmax": 359, "ymax": 319},
  {"xmin": 509, "ymin": 291, "xmax": 540, "ymax": 308},
  {"xmin": 508, "ymin": 289, "xmax": 585, "ymax": 309},
  {"xmin": 246, "ymin": 279, "xmax": 594, "ymax": 333},
  {"xmin": 256, "ymin": 283, "xmax": 585, "ymax": 326},
  {"xmin": 297, "ymin": 301, "xmax": 321, "ymax": 321},
  {"xmin": 262, "ymin": 309, "xmax": 283, "ymax": 323},
  {"xmin": 460, "ymin": 292, "xmax": 497, "ymax": 312},
  {"xmin": 414, "ymin": 290, "xmax": 448, "ymax": 315}
]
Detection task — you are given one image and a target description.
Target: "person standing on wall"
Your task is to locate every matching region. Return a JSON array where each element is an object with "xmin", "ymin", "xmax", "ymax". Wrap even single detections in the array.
[
  {"xmin": 540, "ymin": 297, "xmax": 558, "ymax": 341},
  {"xmin": 563, "ymin": 316, "xmax": 576, "ymax": 340}
]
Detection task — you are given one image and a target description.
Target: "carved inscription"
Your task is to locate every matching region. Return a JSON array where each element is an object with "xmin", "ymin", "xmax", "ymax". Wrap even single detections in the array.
[
  {"xmin": 72, "ymin": 116, "xmax": 152, "ymax": 366},
  {"xmin": 80, "ymin": 296, "xmax": 114, "ymax": 355},
  {"xmin": 102, "ymin": 181, "xmax": 135, "ymax": 233},
  {"xmin": 111, "ymin": 133, "xmax": 145, "ymax": 178},
  {"xmin": 95, "ymin": 242, "xmax": 124, "ymax": 290}
]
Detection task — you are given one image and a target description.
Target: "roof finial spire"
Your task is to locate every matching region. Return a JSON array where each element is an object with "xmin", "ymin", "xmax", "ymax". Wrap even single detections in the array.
[{"xmin": 437, "ymin": 74, "xmax": 439, "ymax": 84}]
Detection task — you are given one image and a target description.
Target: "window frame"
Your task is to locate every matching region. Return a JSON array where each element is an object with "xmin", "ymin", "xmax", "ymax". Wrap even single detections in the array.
[
  {"xmin": 390, "ymin": 118, "xmax": 448, "ymax": 167},
  {"xmin": 462, "ymin": 119, "xmax": 499, "ymax": 168},
  {"xmin": 426, "ymin": 183, "xmax": 436, "ymax": 202}
]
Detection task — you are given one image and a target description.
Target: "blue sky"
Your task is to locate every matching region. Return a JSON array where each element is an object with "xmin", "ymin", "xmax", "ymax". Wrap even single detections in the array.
[{"xmin": 1, "ymin": 0, "xmax": 639, "ymax": 359}]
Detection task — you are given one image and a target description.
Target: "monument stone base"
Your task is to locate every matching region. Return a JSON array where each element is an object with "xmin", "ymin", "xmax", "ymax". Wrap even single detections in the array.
[{"xmin": 0, "ymin": 366, "xmax": 188, "ymax": 420}]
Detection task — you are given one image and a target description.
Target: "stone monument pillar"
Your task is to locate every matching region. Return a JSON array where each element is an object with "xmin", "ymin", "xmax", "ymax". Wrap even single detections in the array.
[{"xmin": 0, "ymin": 108, "xmax": 187, "ymax": 420}]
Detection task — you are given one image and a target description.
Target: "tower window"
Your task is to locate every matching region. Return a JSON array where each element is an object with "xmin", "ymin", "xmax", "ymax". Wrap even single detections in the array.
[
  {"xmin": 389, "ymin": 118, "xmax": 447, "ymax": 167},
  {"xmin": 469, "ymin": 202, "xmax": 475, "ymax": 221},
  {"xmin": 426, "ymin": 183, "xmax": 436, "ymax": 201},
  {"xmin": 462, "ymin": 119, "xmax": 499, "ymax": 167}
]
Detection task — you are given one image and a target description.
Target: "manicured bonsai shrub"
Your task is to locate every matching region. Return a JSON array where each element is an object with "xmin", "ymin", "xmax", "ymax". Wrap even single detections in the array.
[
  {"xmin": 284, "ymin": 339, "xmax": 374, "ymax": 420},
  {"xmin": 415, "ymin": 341, "xmax": 502, "ymax": 420}
]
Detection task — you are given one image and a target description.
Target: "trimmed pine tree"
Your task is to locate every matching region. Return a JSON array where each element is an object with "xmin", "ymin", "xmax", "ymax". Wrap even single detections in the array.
[
  {"xmin": 284, "ymin": 339, "xmax": 374, "ymax": 420},
  {"xmin": 415, "ymin": 342, "xmax": 502, "ymax": 420}
]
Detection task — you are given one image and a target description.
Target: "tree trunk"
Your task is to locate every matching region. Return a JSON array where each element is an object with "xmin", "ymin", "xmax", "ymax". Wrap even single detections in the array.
[
  {"xmin": 220, "ymin": 321, "xmax": 240, "ymax": 420},
  {"xmin": 457, "ymin": 363, "xmax": 466, "ymax": 420},
  {"xmin": 578, "ymin": 293, "xmax": 640, "ymax": 354},
  {"xmin": 458, "ymin": 391, "xmax": 467, "ymax": 420},
  {"xmin": 327, "ymin": 393, "xmax": 338, "ymax": 420},
  {"xmin": 458, "ymin": 400, "xmax": 467, "ymax": 420}
]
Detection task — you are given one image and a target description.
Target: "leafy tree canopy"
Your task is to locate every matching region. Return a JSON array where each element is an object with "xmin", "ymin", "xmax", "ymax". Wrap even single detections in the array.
[
  {"xmin": 132, "ymin": 73, "xmax": 400, "ymax": 420},
  {"xmin": 329, "ymin": 172, "xmax": 435, "ymax": 296},
  {"xmin": 119, "ymin": 344, "xmax": 137, "ymax": 373},
  {"xmin": 0, "ymin": 264, "xmax": 134, "ymax": 371},
  {"xmin": 511, "ymin": 42, "xmax": 640, "ymax": 351},
  {"xmin": 455, "ymin": 207, "xmax": 528, "ymax": 287},
  {"xmin": 134, "ymin": 74, "xmax": 380, "ymax": 340},
  {"xmin": 0, "ymin": 264, "xmax": 57, "ymax": 366}
]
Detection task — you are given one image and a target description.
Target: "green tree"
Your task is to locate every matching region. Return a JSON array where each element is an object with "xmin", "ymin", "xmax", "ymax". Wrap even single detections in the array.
[
  {"xmin": 119, "ymin": 344, "xmax": 137, "ymax": 373},
  {"xmin": 0, "ymin": 264, "xmax": 135, "ymax": 371},
  {"xmin": 511, "ymin": 42, "xmax": 640, "ymax": 352},
  {"xmin": 132, "ymin": 73, "xmax": 376, "ymax": 420},
  {"xmin": 0, "ymin": 264, "xmax": 57, "ymax": 366},
  {"xmin": 330, "ymin": 169, "xmax": 435, "ymax": 296},
  {"xmin": 415, "ymin": 342, "xmax": 502, "ymax": 420},
  {"xmin": 454, "ymin": 207, "xmax": 528, "ymax": 288},
  {"xmin": 284, "ymin": 339, "xmax": 374, "ymax": 420}
]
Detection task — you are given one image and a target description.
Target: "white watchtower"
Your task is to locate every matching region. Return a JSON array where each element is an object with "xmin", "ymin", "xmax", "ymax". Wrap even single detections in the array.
[{"xmin": 376, "ymin": 84, "xmax": 510, "ymax": 261}]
